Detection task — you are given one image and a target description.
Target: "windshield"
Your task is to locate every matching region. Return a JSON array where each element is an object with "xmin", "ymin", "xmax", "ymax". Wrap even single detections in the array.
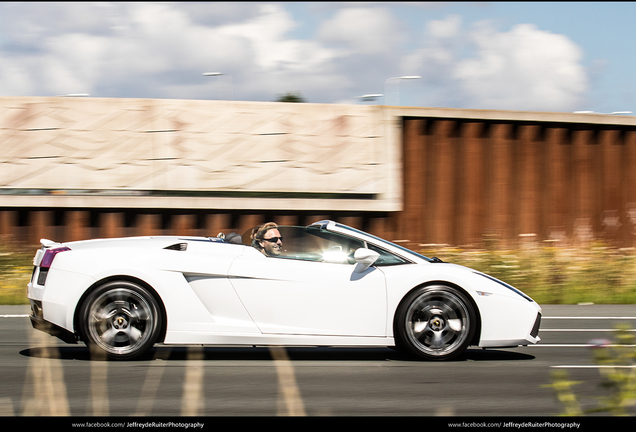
[
  {"xmin": 253, "ymin": 226, "xmax": 364, "ymax": 263},
  {"xmin": 242, "ymin": 224, "xmax": 413, "ymax": 265},
  {"xmin": 334, "ymin": 223, "xmax": 433, "ymax": 263}
]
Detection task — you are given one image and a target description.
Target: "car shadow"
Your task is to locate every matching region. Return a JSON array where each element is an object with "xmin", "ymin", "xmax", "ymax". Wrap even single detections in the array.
[{"xmin": 20, "ymin": 345, "xmax": 535, "ymax": 362}]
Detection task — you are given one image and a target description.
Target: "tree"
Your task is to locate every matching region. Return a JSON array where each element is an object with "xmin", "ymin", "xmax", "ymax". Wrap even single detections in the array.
[{"xmin": 275, "ymin": 92, "xmax": 306, "ymax": 103}]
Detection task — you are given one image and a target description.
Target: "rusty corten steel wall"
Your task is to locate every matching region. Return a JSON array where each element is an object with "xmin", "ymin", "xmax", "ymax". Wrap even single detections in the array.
[
  {"xmin": 3, "ymin": 114, "xmax": 636, "ymax": 249},
  {"xmin": 397, "ymin": 116, "xmax": 636, "ymax": 248},
  {"xmin": 0, "ymin": 208, "xmax": 393, "ymax": 247}
]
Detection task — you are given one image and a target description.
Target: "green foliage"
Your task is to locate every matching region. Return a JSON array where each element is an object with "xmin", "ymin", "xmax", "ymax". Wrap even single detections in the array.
[
  {"xmin": 545, "ymin": 325, "xmax": 636, "ymax": 416},
  {"xmin": 274, "ymin": 92, "xmax": 306, "ymax": 103},
  {"xmin": 587, "ymin": 325, "xmax": 636, "ymax": 415},
  {"xmin": 543, "ymin": 370, "xmax": 584, "ymax": 416},
  {"xmin": 0, "ymin": 240, "xmax": 33, "ymax": 305}
]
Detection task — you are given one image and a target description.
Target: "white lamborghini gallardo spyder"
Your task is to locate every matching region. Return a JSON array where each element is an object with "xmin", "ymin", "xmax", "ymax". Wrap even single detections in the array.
[{"xmin": 27, "ymin": 220, "xmax": 541, "ymax": 361}]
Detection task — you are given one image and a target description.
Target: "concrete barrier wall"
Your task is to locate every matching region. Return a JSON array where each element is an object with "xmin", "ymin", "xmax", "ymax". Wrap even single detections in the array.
[{"xmin": 0, "ymin": 97, "xmax": 399, "ymax": 212}]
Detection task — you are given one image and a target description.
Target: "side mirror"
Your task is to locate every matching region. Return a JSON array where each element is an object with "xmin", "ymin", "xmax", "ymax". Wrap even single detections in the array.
[{"xmin": 353, "ymin": 248, "xmax": 380, "ymax": 273}]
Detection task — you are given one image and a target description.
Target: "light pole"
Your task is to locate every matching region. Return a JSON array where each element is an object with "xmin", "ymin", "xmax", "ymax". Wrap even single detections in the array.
[
  {"xmin": 384, "ymin": 76, "xmax": 421, "ymax": 106},
  {"xmin": 574, "ymin": 110, "xmax": 633, "ymax": 115},
  {"xmin": 202, "ymin": 72, "xmax": 233, "ymax": 100},
  {"xmin": 352, "ymin": 94, "xmax": 383, "ymax": 104}
]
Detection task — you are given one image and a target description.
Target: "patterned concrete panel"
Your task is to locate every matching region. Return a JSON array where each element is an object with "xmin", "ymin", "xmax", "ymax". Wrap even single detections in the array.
[{"xmin": 0, "ymin": 97, "xmax": 399, "ymax": 211}]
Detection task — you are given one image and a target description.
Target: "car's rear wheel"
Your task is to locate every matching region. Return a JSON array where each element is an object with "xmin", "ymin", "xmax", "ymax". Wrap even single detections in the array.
[
  {"xmin": 395, "ymin": 285, "xmax": 475, "ymax": 361},
  {"xmin": 79, "ymin": 281, "xmax": 161, "ymax": 360}
]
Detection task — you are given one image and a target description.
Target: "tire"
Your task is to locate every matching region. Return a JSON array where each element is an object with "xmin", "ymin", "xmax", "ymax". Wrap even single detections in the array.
[
  {"xmin": 394, "ymin": 285, "xmax": 475, "ymax": 361},
  {"xmin": 79, "ymin": 281, "xmax": 161, "ymax": 360}
]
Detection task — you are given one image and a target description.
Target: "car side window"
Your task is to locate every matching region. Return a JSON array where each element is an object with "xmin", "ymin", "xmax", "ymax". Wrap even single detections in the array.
[
  {"xmin": 276, "ymin": 227, "xmax": 364, "ymax": 264},
  {"xmin": 367, "ymin": 244, "xmax": 410, "ymax": 266}
]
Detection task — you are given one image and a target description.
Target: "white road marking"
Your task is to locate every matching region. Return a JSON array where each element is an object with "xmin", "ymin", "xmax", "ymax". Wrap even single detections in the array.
[
  {"xmin": 551, "ymin": 365, "xmax": 636, "ymax": 369},
  {"xmin": 540, "ymin": 329, "xmax": 636, "ymax": 332},
  {"xmin": 529, "ymin": 344, "xmax": 636, "ymax": 347},
  {"xmin": 545, "ymin": 316, "xmax": 636, "ymax": 319}
]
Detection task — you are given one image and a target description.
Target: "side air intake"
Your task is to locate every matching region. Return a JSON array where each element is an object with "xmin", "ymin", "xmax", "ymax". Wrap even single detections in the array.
[{"xmin": 164, "ymin": 243, "xmax": 187, "ymax": 251}]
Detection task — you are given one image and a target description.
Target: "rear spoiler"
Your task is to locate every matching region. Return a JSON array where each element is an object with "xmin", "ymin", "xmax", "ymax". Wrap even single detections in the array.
[{"xmin": 40, "ymin": 239, "xmax": 63, "ymax": 248}]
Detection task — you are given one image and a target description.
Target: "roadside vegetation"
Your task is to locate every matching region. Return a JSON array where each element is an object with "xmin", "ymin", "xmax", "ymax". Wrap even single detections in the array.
[
  {"xmin": 2, "ymin": 238, "xmax": 636, "ymax": 305},
  {"xmin": 0, "ymin": 241, "xmax": 33, "ymax": 305},
  {"xmin": 544, "ymin": 324, "xmax": 636, "ymax": 416},
  {"xmin": 419, "ymin": 239, "xmax": 636, "ymax": 305}
]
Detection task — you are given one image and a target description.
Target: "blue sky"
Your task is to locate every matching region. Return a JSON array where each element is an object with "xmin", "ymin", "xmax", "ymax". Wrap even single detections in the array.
[
  {"xmin": 425, "ymin": 1, "xmax": 635, "ymax": 114},
  {"xmin": 0, "ymin": 2, "xmax": 633, "ymax": 114}
]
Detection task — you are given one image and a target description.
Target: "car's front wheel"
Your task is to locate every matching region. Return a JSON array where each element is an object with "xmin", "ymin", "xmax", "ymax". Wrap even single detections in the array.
[
  {"xmin": 394, "ymin": 285, "xmax": 475, "ymax": 361},
  {"xmin": 78, "ymin": 281, "xmax": 161, "ymax": 360}
]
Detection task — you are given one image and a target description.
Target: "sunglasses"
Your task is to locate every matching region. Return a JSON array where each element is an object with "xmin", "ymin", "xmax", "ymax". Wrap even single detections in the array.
[{"xmin": 263, "ymin": 236, "xmax": 283, "ymax": 243}]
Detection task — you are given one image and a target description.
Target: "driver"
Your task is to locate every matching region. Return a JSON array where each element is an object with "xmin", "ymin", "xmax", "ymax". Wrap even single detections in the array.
[{"xmin": 250, "ymin": 222, "xmax": 283, "ymax": 257}]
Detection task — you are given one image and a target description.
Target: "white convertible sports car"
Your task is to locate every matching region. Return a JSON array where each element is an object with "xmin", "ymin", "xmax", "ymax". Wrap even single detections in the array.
[{"xmin": 27, "ymin": 220, "xmax": 541, "ymax": 361}]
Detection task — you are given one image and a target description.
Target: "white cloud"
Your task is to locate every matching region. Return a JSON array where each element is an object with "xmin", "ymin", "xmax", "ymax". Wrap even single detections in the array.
[
  {"xmin": 0, "ymin": 3, "xmax": 589, "ymax": 111},
  {"xmin": 318, "ymin": 7, "xmax": 403, "ymax": 56},
  {"xmin": 427, "ymin": 14, "xmax": 462, "ymax": 39},
  {"xmin": 216, "ymin": 4, "xmax": 336, "ymax": 74},
  {"xmin": 454, "ymin": 22, "xmax": 588, "ymax": 111},
  {"xmin": 0, "ymin": 2, "xmax": 342, "ymax": 100},
  {"xmin": 402, "ymin": 15, "xmax": 462, "ymax": 80},
  {"xmin": 41, "ymin": 33, "xmax": 109, "ymax": 94},
  {"xmin": 0, "ymin": 58, "xmax": 32, "ymax": 96},
  {"xmin": 401, "ymin": 16, "xmax": 588, "ymax": 111}
]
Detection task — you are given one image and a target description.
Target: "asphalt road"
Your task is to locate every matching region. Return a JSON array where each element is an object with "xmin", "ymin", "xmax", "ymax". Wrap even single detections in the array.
[{"xmin": 1, "ymin": 304, "xmax": 635, "ymax": 419}]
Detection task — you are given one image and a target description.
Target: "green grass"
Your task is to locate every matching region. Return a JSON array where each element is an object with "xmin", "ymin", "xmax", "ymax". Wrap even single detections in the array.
[{"xmin": 3, "ymin": 239, "xmax": 636, "ymax": 305}]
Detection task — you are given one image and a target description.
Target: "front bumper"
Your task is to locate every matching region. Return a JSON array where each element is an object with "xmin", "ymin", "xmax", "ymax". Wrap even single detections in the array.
[{"xmin": 478, "ymin": 311, "xmax": 542, "ymax": 348}]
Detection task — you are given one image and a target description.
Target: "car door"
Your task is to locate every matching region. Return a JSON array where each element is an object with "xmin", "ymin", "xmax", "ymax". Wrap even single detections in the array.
[{"xmin": 228, "ymin": 232, "xmax": 387, "ymax": 337}]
